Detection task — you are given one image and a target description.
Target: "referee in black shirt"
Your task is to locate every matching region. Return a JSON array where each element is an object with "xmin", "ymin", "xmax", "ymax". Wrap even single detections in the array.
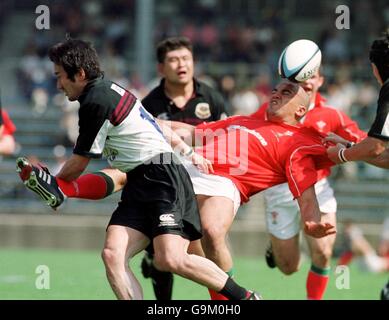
[{"xmin": 140, "ymin": 37, "xmax": 228, "ymax": 300}]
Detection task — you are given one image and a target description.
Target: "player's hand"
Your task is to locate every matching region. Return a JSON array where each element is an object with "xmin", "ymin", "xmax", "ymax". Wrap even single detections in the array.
[
  {"xmin": 323, "ymin": 132, "xmax": 348, "ymax": 147},
  {"xmin": 326, "ymin": 143, "xmax": 346, "ymax": 164},
  {"xmin": 304, "ymin": 221, "xmax": 336, "ymax": 238},
  {"xmin": 190, "ymin": 152, "xmax": 214, "ymax": 174}
]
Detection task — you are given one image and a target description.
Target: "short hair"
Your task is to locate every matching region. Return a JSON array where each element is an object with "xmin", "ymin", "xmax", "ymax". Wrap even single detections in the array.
[
  {"xmin": 48, "ymin": 39, "xmax": 103, "ymax": 81},
  {"xmin": 156, "ymin": 37, "xmax": 193, "ymax": 63},
  {"xmin": 369, "ymin": 31, "xmax": 389, "ymax": 82}
]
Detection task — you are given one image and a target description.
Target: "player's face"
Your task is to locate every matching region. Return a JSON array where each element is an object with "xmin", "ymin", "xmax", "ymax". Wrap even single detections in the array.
[
  {"xmin": 53, "ymin": 64, "xmax": 86, "ymax": 101},
  {"xmin": 159, "ymin": 47, "xmax": 194, "ymax": 85},
  {"xmin": 267, "ymin": 81, "xmax": 306, "ymax": 123},
  {"xmin": 300, "ymin": 70, "xmax": 323, "ymax": 102}
]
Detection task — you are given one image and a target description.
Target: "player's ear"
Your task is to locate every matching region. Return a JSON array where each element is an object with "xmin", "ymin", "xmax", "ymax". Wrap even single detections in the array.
[
  {"xmin": 157, "ymin": 63, "xmax": 164, "ymax": 77},
  {"xmin": 76, "ymin": 68, "xmax": 87, "ymax": 81},
  {"xmin": 296, "ymin": 104, "xmax": 307, "ymax": 117}
]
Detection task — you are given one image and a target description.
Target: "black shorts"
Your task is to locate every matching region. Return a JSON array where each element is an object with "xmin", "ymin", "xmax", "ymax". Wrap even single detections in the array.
[{"xmin": 108, "ymin": 153, "xmax": 202, "ymax": 241}]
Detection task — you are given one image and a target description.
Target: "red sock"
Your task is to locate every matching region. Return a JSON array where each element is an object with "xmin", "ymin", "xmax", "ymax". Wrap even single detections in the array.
[
  {"xmin": 56, "ymin": 173, "xmax": 111, "ymax": 199},
  {"xmin": 208, "ymin": 289, "xmax": 229, "ymax": 300},
  {"xmin": 337, "ymin": 251, "xmax": 354, "ymax": 266},
  {"xmin": 306, "ymin": 265, "xmax": 330, "ymax": 300}
]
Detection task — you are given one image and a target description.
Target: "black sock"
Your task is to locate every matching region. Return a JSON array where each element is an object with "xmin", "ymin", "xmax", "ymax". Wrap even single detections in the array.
[
  {"xmin": 94, "ymin": 172, "xmax": 114, "ymax": 197},
  {"xmin": 219, "ymin": 277, "xmax": 248, "ymax": 300}
]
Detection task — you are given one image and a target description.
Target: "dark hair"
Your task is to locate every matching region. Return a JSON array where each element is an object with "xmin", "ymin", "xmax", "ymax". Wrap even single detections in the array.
[
  {"xmin": 156, "ymin": 37, "xmax": 193, "ymax": 63},
  {"xmin": 48, "ymin": 39, "xmax": 103, "ymax": 81},
  {"xmin": 369, "ymin": 31, "xmax": 389, "ymax": 83}
]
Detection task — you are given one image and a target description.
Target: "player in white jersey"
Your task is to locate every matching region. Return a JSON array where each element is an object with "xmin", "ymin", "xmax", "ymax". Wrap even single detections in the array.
[{"xmin": 17, "ymin": 39, "xmax": 259, "ymax": 300}]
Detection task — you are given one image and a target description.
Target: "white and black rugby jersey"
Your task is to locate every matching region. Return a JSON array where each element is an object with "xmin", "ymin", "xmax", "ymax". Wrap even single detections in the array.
[
  {"xmin": 368, "ymin": 78, "xmax": 389, "ymax": 141},
  {"xmin": 74, "ymin": 78, "xmax": 172, "ymax": 172}
]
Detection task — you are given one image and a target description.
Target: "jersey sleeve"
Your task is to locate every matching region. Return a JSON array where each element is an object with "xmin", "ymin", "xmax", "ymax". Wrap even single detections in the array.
[
  {"xmin": 73, "ymin": 103, "xmax": 110, "ymax": 158},
  {"xmin": 368, "ymin": 89, "xmax": 389, "ymax": 141},
  {"xmin": 1, "ymin": 110, "xmax": 16, "ymax": 135},
  {"xmin": 333, "ymin": 109, "xmax": 367, "ymax": 142},
  {"xmin": 211, "ymin": 91, "xmax": 229, "ymax": 120}
]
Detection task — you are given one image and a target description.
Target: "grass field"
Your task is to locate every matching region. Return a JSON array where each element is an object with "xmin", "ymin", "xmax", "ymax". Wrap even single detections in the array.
[{"xmin": 0, "ymin": 248, "xmax": 386, "ymax": 300}]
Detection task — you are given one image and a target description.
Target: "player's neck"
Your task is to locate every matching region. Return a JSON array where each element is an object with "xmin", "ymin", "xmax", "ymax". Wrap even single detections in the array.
[{"xmin": 164, "ymin": 80, "xmax": 194, "ymax": 102}]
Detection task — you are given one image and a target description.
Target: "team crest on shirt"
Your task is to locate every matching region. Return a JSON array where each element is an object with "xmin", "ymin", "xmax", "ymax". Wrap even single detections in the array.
[
  {"xmin": 271, "ymin": 211, "xmax": 278, "ymax": 225},
  {"xmin": 316, "ymin": 120, "xmax": 327, "ymax": 131},
  {"xmin": 103, "ymin": 147, "xmax": 118, "ymax": 161},
  {"xmin": 195, "ymin": 103, "xmax": 211, "ymax": 119}
]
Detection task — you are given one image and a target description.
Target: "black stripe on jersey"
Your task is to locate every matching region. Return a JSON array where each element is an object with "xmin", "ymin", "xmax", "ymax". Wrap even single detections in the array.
[{"xmin": 110, "ymin": 92, "xmax": 137, "ymax": 126}]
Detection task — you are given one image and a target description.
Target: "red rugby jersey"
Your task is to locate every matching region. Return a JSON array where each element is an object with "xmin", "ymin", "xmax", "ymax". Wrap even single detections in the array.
[
  {"xmin": 251, "ymin": 93, "xmax": 366, "ymax": 180},
  {"xmin": 195, "ymin": 115, "xmax": 333, "ymax": 203}
]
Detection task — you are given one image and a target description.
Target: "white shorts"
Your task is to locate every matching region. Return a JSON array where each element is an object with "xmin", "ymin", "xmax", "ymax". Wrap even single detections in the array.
[
  {"xmin": 182, "ymin": 160, "xmax": 241, "ymax": 216},
  {"xmin": 265, "ymin": 178, "xmax": 337, "ymax": 240}
]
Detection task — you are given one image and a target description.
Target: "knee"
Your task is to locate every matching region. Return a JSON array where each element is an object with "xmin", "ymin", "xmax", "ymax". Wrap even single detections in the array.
[
  {"xmin": 312, "ymin": 247, "xmax": 333, "ymax": 266},
  {"xmin": 101, "ymin": 247, "xmax": 122, "ymax": 268},
  {"xmin": 202, "ymin": 224, "xmax": 227, "ymax": 249},
  {"xmin": 153, "ymin": 253, "xmax": 182, "ymax": 273},
  {"xmin": 277, "ymin": 259, "xmax": 300, "ymax": 275}
]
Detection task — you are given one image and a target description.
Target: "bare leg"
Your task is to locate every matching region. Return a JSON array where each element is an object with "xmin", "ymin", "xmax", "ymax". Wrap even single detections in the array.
[
  {"xmin": 196, "ymin": 195, "xmax": 235, "ymax": 272},
  {"xmin": 270, "ymin": 233, "xmax": 301, "ymax": 275},
  {"xmin": 102, "ymin": 225, "xmax": 149, "ymax": 300},
  {"xmin": 153, "ymin": 234, "xmax": 229, "ymax": 291},
  {"xmin": 100, "ymin": 168, "xmax": 127, "ymax": 192},
  {"xmin": 306, "ymin": 211, "xmax": 337, "ymax": 268}
]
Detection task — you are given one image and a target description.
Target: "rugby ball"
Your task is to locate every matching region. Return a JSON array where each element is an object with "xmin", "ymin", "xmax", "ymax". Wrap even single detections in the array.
[{"xmin": 278, "ymin": 39, "xmax": 321, "ymax": 82}]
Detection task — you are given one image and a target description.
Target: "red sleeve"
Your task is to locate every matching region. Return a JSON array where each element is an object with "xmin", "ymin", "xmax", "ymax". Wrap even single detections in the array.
[
  {"xmin": 332, "ymin": 109, "xmax": 367, "ymax": 143},
  {"xmin": 285, "ymin": 143, "xmax": 334, "ymax": 198},
  {"xmin": 1, "ymin": 110, "xmax": 16, "ymax": 135}
]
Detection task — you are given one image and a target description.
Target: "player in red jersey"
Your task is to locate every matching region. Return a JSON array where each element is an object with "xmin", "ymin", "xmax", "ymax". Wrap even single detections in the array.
[
  {"xmin": 0, "ymin": 100, "xmax": 17, "ymax": 156},
  {"xmin": 18, "ymin": 80, "xmax": 336, "ymax": 299},
  {"xmin": 251, "ymin": 69, "xmax": 366, "ymax": 299}
]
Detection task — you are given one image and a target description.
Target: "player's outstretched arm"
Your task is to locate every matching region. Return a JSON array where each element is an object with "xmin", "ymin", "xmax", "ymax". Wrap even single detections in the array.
[
  {"xmin": 366, "ymin": 149, "xmax": 389, "ymax": 169},
  {"xmin": 156, "ymin": 119, "xmax": 213, "ymax": 173},
  {"xmin": 297, "ymin": 186, "xmax": 336, "ymax": 238}
]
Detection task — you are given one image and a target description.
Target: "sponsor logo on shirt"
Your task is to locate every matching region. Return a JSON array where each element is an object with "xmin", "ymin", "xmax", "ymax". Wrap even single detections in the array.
[
  {"xmin": 274, "ymin": 130, "xmax": 294, "ymax": 139},
  {"xmin": 195, "ymin": 103, "xmax": 211, "ymax": 119},
  {"xmin": 228, "ymin": 125, "xmax": 268, "ymax": 146}
]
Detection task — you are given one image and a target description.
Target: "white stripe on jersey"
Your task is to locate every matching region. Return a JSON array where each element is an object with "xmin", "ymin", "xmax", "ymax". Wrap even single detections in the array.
[
  {"xmin": 88, "ymin": 100, "xmax": 172, "ymax": 172},
  {"xmin": 382, "ymin": 113, "xmax": 389, "ymax": 137}
]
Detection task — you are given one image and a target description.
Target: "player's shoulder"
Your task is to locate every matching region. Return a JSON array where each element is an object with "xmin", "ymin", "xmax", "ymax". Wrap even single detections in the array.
[
  {"xmin": 142, "ymin": 83, "xmax": 165, "ymax": 106},
  {"xmin": 195, "ymin": 79, "xmax": 224, "ymax": 102},
  {"xmin": 81, "ymin": 79, "xmax": 117, "ymax": 104},
  {"xmin": 310, "ymin": 104, "xmax": 346, "ymax": 122}
]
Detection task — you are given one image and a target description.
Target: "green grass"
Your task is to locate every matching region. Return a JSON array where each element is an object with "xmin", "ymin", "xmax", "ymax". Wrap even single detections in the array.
[{"xmin": 0, "ymin": 248, "xmax": 386, "ymax": 300}]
